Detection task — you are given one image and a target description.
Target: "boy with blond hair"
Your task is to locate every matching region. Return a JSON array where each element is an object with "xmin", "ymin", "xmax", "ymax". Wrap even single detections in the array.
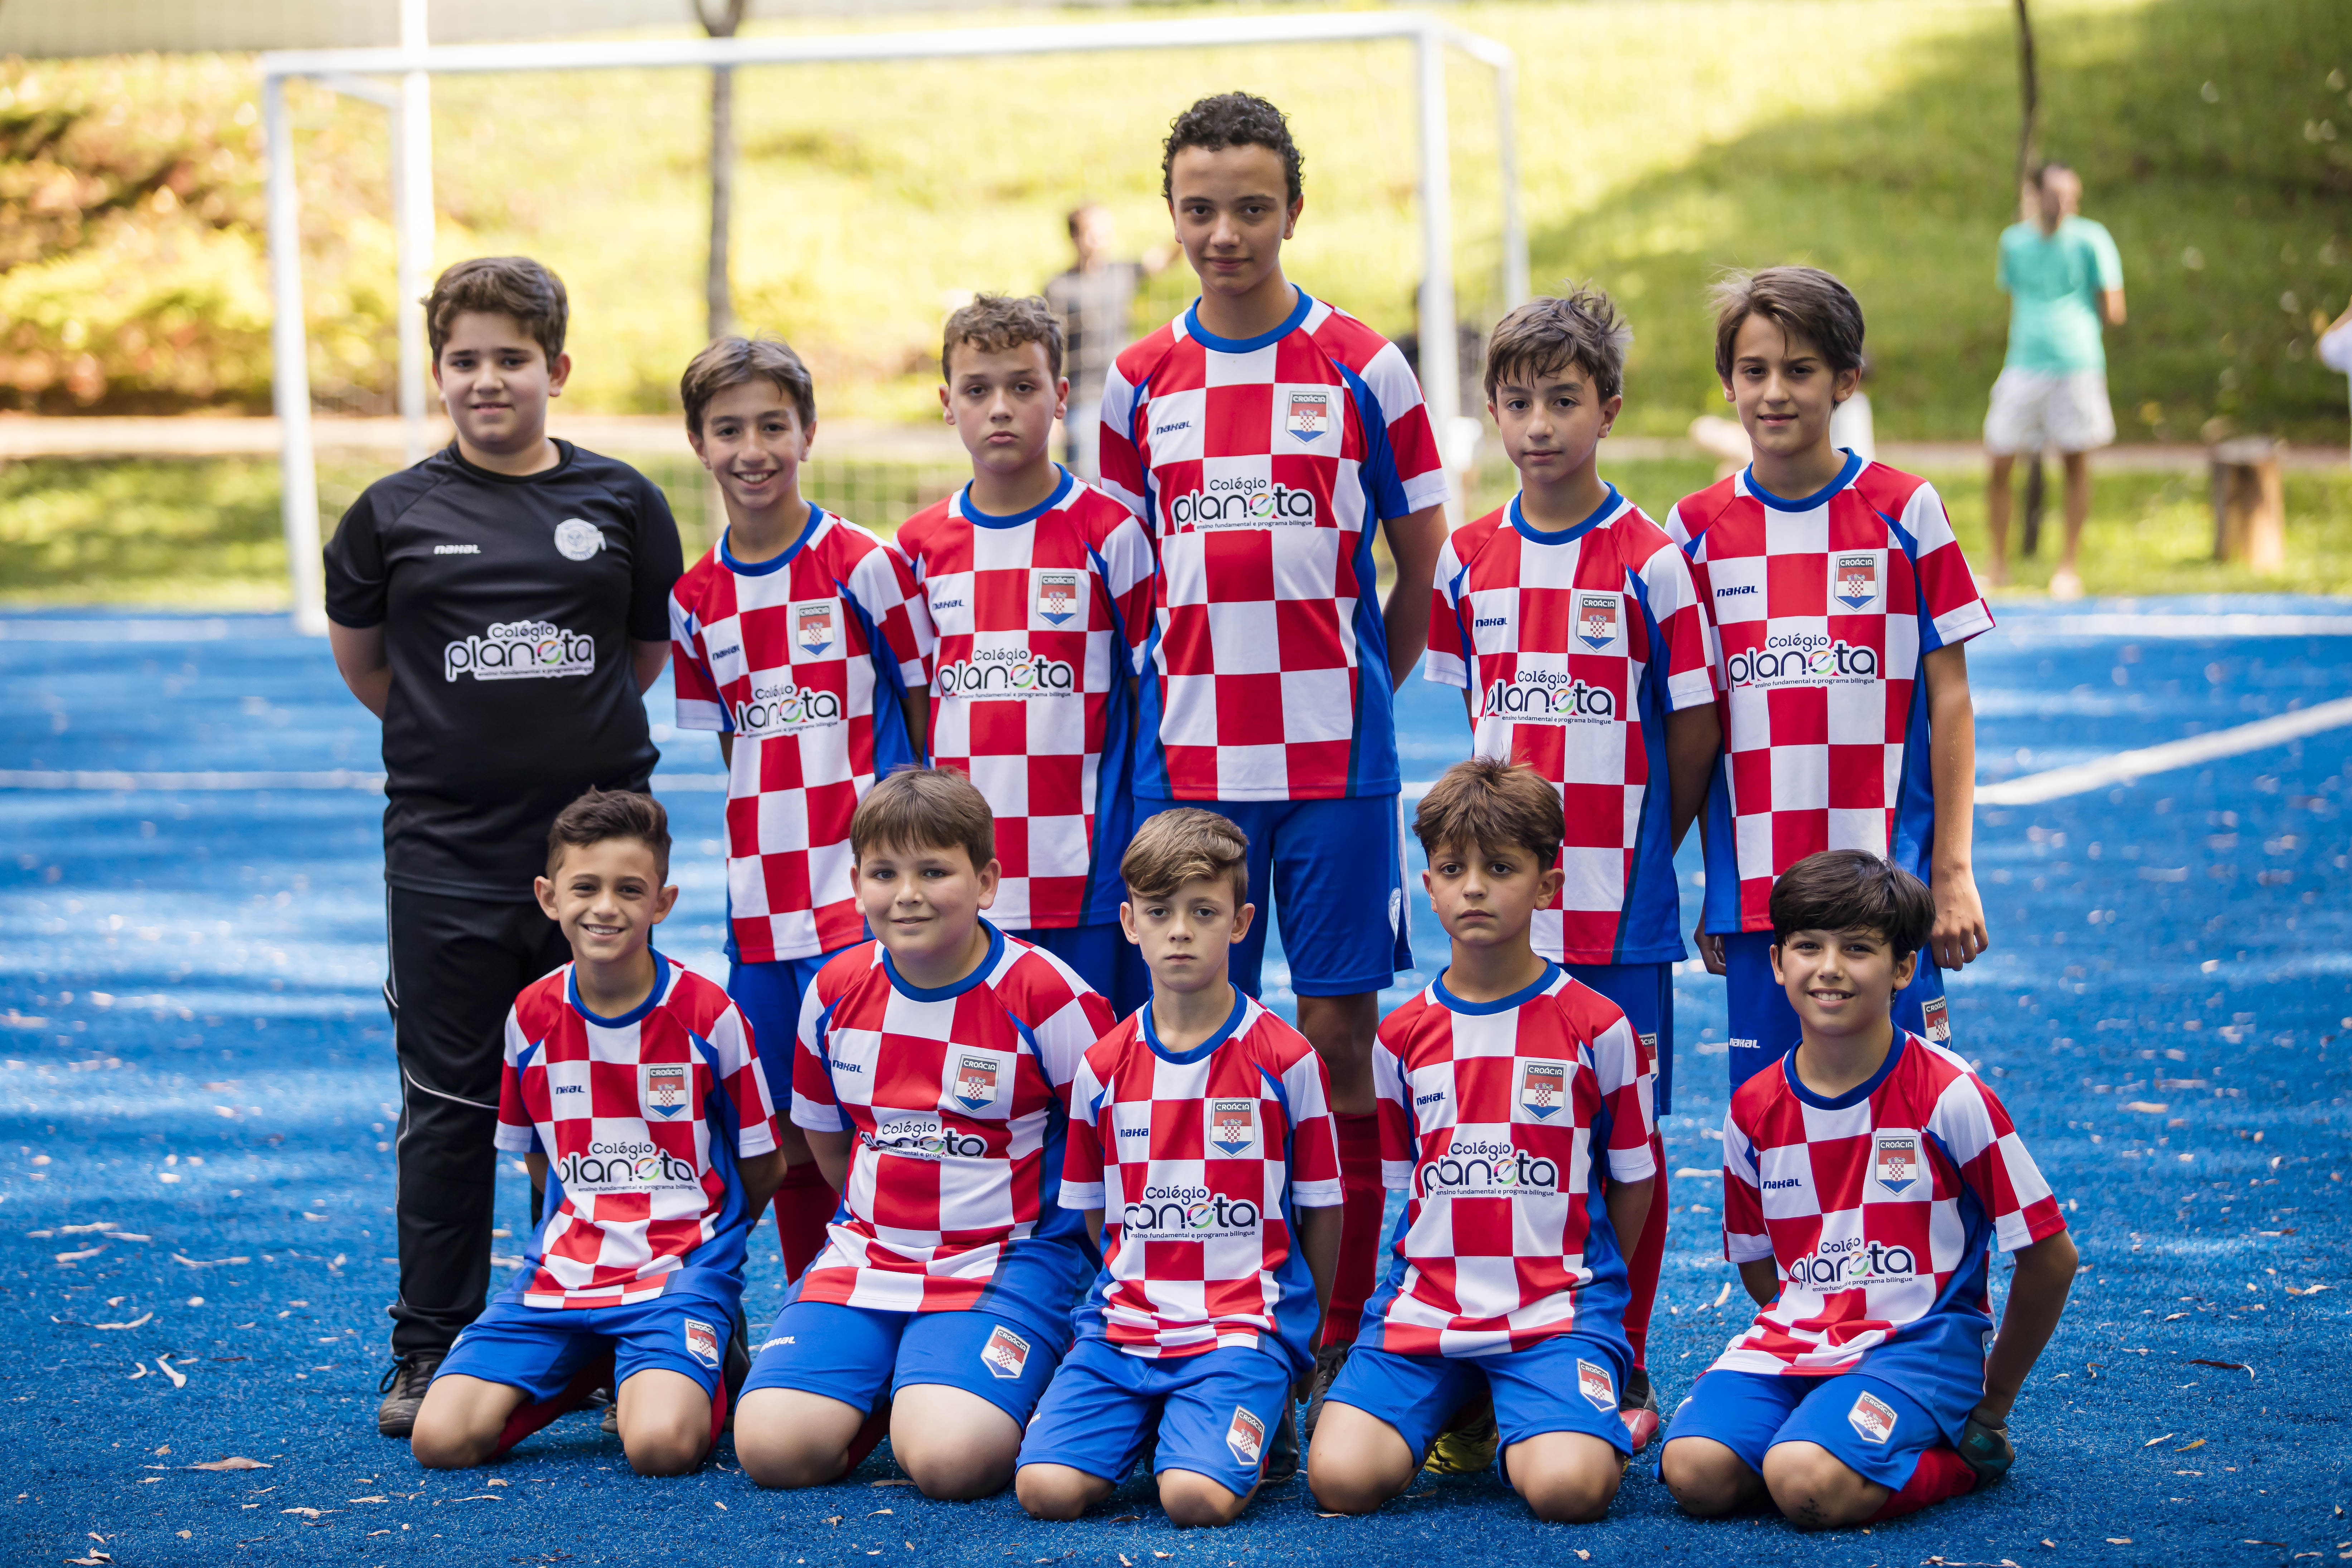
[
  {"xmin": 1016, "ymin": 810, "xmax": 1342, "ymax": 1522},
  {"xmin": 1308, "ymin": 759, "xmax": 1654, "ymax": 1523},
  {"xmin": 734, "ymin": 767, "xmax": 1115, "ymax": 1500},
  {"xmin": 324, "ymin": 256, "xmax": 686, "ymax": 1437},
  {"xmin": 898, "ymin": 295, "xmax": 1158, "ymax": 1016},
  {"xmin": 1666, "ymin": 268, "xmax": 1994, "ymax": 1093},
  {"xmin": 668, "ymin": 335, "xmax": 935, "ymax": 1285},
  {"xmin": 1425, "ymin": 286, "xmax": 1717, "ymax": 1440}
]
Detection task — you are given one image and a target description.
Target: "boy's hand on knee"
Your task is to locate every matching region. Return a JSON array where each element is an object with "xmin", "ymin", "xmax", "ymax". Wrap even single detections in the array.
[{"xmin": 1956, "ymin": 1410, "xmax": 2014, "ymax": 1485}]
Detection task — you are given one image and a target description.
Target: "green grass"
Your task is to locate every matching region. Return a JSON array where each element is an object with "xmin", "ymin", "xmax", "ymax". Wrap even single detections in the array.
[
  {"xmin": 7, "ymin": 0, "xmax": 2347, "ymax": 440},
  {"xmin": 8, "ymin": 451, "xmax": 2347, "ymax": 608}
]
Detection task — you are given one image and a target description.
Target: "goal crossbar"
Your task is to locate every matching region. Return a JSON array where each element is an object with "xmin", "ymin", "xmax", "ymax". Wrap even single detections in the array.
[{"xmin": 260, "ymin": 11, "xmax": 1525, "ymax": 632}]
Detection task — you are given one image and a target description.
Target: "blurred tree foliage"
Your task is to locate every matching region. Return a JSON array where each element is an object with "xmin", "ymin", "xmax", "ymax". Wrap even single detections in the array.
[{"xmin": 0, "ymin": 55, "xmax": 393, "ymax": 413}]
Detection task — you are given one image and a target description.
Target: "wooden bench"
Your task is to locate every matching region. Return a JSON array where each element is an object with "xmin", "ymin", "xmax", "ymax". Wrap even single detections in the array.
[{"xmin": 2210, "ymin": 437, "xmax": 2284, "ymax": 572}]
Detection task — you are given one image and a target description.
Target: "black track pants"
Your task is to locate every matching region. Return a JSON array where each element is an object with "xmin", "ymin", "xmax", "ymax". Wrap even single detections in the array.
[{"xmin": 383, "ymin": 887, "xmax": 570, "ymax": 1355}]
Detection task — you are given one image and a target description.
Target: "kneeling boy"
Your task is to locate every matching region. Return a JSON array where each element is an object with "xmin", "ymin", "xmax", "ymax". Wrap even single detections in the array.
[
  {"xmin": 734, "ymin": 768, "xmax": 1115, "ymax": 1499},
  {"xmin": 410, "ymin": 790, "xmax": 788, "ymax": 1475},
  {"xmin": 1659, "ymin": 850, "xmax": 2075, "ymax": 1530},
  {"xmin": 1308, "ymin": 759, "xmax": 1655, "ymax": 1524},
  {"xmin": 1015, "ymin": 811, "xmax": 1342, "ymax": 1526}
]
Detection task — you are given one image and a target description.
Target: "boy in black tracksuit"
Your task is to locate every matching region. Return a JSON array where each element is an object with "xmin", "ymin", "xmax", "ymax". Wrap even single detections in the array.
[{"xmin": 321, "ymin": 256, "xmax": 684, "ymax": 1436}]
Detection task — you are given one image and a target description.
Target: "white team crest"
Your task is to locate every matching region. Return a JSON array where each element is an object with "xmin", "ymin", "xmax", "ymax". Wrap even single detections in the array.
[
  {"xmin": 792, "ymin": 599, "xmax": 838, "ymax": 657},
  {"xmin": 1921, "ymin": 995, "xmax": 1951, "ymax": 1044},
  {"xmin": 553, "ymin": 518, "xmax": 605, "ymax": 560},
  {"xmin": 1209, "ymin": 1098, "xmax": 1257, "ymax": 1159},
  {"xmin": 1848, "ymin": 1389, "xmax": 1897, "ymax": 1445},
  {"xmin": 1874, "ymin": 1131, "xmax": 1920, "ymax": 1196},
  {"xmin": 1831, "ymin": 551, "xmax": 1881, "ymax": 612},
  {"xmin": 952, "ymin": 1052, "xmax": 1005, "ymax": 1113},
  {"xmin": 684, "ymin": 1317, "xmax": 721, "ymax": 1370},
  {"xmin": 1226, "ymin": 1407, "xmax": 1267, "ymax": 1466},
  {"xmin": 642, "ymin": 1061, "xmax": 690, "ymax": 1120},
  {"xmin": 979, "ymin": 1323, "xmax": 1030, "ymax": 1380},
  {"xmin": 1285, "ymin": 390, "xmax": 1331, "ymax": 442},
  {"xmin": 1576, "ymin": 592, "xmax": 1624, "ymax": 653},
  {"xmin": 1519, "ymin": 1058, "xmax": 1568, "ymax": 1120},
  {"xmin": 1034, "ymin": 570, "xmax": 1081, "ymax": 627},
  {"xmin": 1577, "ymin": 1358, "xmax": 1615, "ymax": 1412}
]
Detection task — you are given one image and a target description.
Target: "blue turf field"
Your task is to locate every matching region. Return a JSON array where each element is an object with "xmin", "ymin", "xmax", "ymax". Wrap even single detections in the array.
[{"xmin": 2, "ymin": 598, "xmax": 2347, "ymax": 1565}]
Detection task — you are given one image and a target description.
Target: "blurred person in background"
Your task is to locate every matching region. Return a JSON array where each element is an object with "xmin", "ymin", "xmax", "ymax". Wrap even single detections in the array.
[
  {"xmin": 1044, "ymin": 204, "xmax": 1172, "ymax": 479},
  {"xmin": 1982, "ymin": 162, "xmax": 2125, "ymax": 599},
  {"xmin": 2321, "ymin": 302, "xmax": 2352, "ymax": 464}
]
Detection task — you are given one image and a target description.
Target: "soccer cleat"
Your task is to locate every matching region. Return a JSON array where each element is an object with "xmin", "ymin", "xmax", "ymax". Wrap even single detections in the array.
[
  {"xmin": 1420, "ymin": 1396, "xmax": 1498, "ymax": 1476},
  {"xmin": 1300, "ymin": 1343, "xmax": 1351, "ymax": 1440},
  {"xmin": 1618, "ymin": 1366, "xmax": 1661, "ymax": 1452},
  {"xmin": 1956, "ymin": 1412, "xmax": 2015, "ymax": 1485},
  {"xmin": 1261, "ymin": 1400, "xmax": 1300, "ymax": 1486},
  {"xmin": 600, "ymin": 1395, "xmax": 619, "ymax": 1436},
  {"xmin": 375, "ymin": 1351, "xmax": 443, "ymax": 1439}
]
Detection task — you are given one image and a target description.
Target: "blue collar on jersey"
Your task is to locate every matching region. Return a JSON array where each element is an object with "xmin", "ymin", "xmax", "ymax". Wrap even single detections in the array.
[
  {"xmin": 1181, "ymin": 286, "xmax": 1314, "ymax": 355},
  {"xmin": 566, "ymin": 948, "xmax": 672, "ymax": 1029},
  {"xmin": 1781, "ymin": 1026, "xmax": 1909, "ymax": 1110},
  {"xmin": 1139, "ymin": 984, "xmax": 1249, "ymax": 1065},
  {"xmin": 719, "ymin": 500, "xmax": 823, "ymax": 576},
  {"xmin": 958, "ymin": 465, "xmax": 1075, "ymax": 530},
  {"xmin": 1433, "ymin": 960, "xmax": 1563, "ymax": 1016},
  {"xmin": 1508, "ymin": 484, "xmax": 1623, "ymax": 547},
  {"xmin": 881, "ymin": 920, "xmax": 1006, "ymax": 1003},
  {"xmin": 1740, "ymin": 448, "xmax": 1864, "ymax": 513}
]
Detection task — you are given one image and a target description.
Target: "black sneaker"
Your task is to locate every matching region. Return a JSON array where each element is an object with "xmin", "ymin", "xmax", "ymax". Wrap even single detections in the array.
[
  {"xmin": 1261, "ymin": 1399, "xmax": 1300, "ymax": 1485},
  {"xmin": 1300, "ymin": 1342, "xmax": 1350, "ymax": 1440},
  {"xmin": 376, "ymin": 1351, "xmax": 442, "ymax": 1439},
  {"xmin": 600, "ymin": 1388, "xmax": 619, "ymax": 1436}
]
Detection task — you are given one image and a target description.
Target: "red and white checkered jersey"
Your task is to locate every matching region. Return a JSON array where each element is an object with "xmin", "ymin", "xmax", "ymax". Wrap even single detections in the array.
[
  {"xmin": 1665, "ymin": 456, "xmax": 1993, "ymax": 934},
  {"xmin": 896, "ymin": 469, "xmax": 1158, "ymax": 930},
  {"xmin": 1061, "ymin": 991, "xmax": 1342, "ymax": 1369},
  {"xmin": 1427, "ymin": 487, "xmax": 1716, "ymax": 964},
  {"xmin": 1712, "ymin": 1032, "xmax": 2066, "ymax": 1380},
  {"xmin": 1098, "ymin": 291, "xmax": 1448, "ymax": 802},
  {"xmin": 788, "ymin": 926, "xmax": 1116, "ymax": 1332},
  {"xmin": 495, "ymin": 957, "xmax": 779, "ymax": 1310},
  {"xmin": 669, "ymin": 505, "xmax": 934, "ymax": 962},
  {"xmin": 1360, "ymin": 966, "xmax": 1657, "ymax": 1357}
]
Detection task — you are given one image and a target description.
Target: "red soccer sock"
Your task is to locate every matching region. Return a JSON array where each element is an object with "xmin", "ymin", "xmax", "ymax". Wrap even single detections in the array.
[
  {"xmin": 705, "ymin": 1376, "xmax": 731, "ymax": 1453},
  {"xmin": 1869, "ymin": 1446, "xmax": 1978, "ymax": 1522},
  {"xmin": 492, "ymin": 1353, "xmax": 614, "ymax": 1457},
  {"xmin": 771, "ymin": 1161, "xmax": 839, "ymax": 1283},
  {"xmin": 1319, "ymin": 1113, "xmax": 1384, "ymax": 1350},
  {"xmin": 842, "ymin": 1396, "xmax": 893, "ymax": 1475},
  {"xmin": 1622, "ymin": 1128, "xmax": 1670, "ymax": 1370}
]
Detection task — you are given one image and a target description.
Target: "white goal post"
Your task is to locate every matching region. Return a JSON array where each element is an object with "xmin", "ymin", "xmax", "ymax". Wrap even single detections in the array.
[{"xmin": 260, "ymin": 11, "xmax": 1527, "ymax": 633}]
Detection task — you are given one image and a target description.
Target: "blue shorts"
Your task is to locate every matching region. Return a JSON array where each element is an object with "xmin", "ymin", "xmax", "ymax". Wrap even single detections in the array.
[
  {"xmin": 742, "ymin": 1300, "xmax": 1061, "ymax": 1426},
  {"xmin": 728, "ymin": 948, "xmax": 843, "ymax": 1106},
  {"xmin": 436, "ymin": 1288, "xmax": 732, "ymax": 1401},
  {"xmin": 1141, "ymin": 796, "xmax": 1411, "ymax": 997},
  {"xmin": 1017, "ymin": 1338, "xmax": 1293, "ymax": 1496},
  {"xmin": 1722, "ymin": 931, "xmax": 1950, "ymax": 1092},
  {"xmin": 1563, "ymin": 959, "xmax": 1675, "ymax": 1116},
  {"xmin": 1659, "ymin": 1368, "xmax": 1943, "ymax": 1492},
  {"xmin": 1010, "ymin": 921, "xmax": 1152, "ymax": 1020},
  {"xmin": 1325, "ymin": 1334, "xmax": 1634, "ymax": 1470}
]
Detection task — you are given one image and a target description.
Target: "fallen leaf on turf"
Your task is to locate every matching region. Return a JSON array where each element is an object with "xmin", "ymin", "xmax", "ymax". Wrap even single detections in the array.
[
  {"xmin": 2174, "ymin": 1439, "xmax": 2206, "ymax": 1452},
  {"xmin": 714, "ymin": 1501, "xmax": 727, "ymax": 1512},
  {"xmin": 188, "ymin": 1458, "xmax": 269, "ymax": 1471},
  {"xmin": 2107, "ymin": 1539, "xmax": 2131, "ymax": 1545},
  {"xmin": 2162, "ymin": 1312, "xmax": 2187, "ymax": 1322},
  {"xmin": 2142, "ymin": 1434, "xmax": 2174, "ymax": 1447},
  {"xmin": 156, "ymin": 1355, "xmax": 187, "ymax": 1388},
  {"xmin": 2286, "ymin": 1284, "xmax": 2331, "ymax": 1296},
  {"xmin": 1108, "ymin": 1517, "xmax": 1139, "ymax": 1524},
  {"xmin": 1153, "ymin": 1555, "xmax": 1173, "ymax": 1560},
  {"xmin": 869, "ymin": 1509, "xmax": 893, "ymax": 1516},
  {"xmin": 55, "ymin": 1247, "xmax": 103, "ymax": 1263},
  {"xmin": 1120, "ymin": 1557, "xmax": 1133, "ymax": 1567},
  {"xmin": 2187, "ymin": 1359, "xmax": 2255, "ymax": 1379},
  {"xmin": 281, "ymin": 1508, "xmax": 323, "ymax": 1518},
  {"xmin": 1711, "ymin": 1282, "xmax": 1732, "ymax": 1309},
  {"xmin": 348, "ymin": 1496, "xmax": 387, "ymax": 1504},
  {"xmin": 1575, "ymin": 1553, "xmax": 1590, "ymax": 1562},
  {"xmin": 2120, "ymin": 1101, "xmax": 2168, "ymax": 1113},
  {"xmin": 91, "ymin": 1314, "xmax": 151, "ymax": 1331},
  {"xmin": 484, "ymin": 1479, "xmax": 508, "ymax": 1488},
  {"xmin": 2042, "ymin": 1540, "xmax": 2056, "ymax": 1549},
  {"xmin": 126, "ymin": 1365, "xmax": 147, "ymax": 1380},
  {"xmin": 870, "ymin": 1479, "xmax": 914, "ymax": 1487}
]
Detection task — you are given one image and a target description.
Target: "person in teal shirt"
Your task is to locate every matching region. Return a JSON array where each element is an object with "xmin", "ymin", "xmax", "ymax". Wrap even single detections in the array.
[{"xmin": 1982, "ymin": 162, "xmax": 2126, "ymax": 598}]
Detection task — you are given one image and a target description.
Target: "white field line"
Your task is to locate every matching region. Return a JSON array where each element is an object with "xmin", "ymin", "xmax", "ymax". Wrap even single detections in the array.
[
  {"xmin": 1977, "ymin": 696, "xmax": 2352, "ymax": 805},
  {"xmin": 0, "ymin": 769, "xmax": 726, "ymax": 793}
]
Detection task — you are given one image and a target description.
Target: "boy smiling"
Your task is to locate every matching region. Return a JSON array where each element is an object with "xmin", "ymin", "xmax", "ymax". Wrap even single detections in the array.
[
  {"xmin": 1660, "ymin": 850, "xmax": 2075, "ymax": 1530},
  {"xmin": 1665, "ymin": 268, "xmax": 1994, "ymax": 1094}
]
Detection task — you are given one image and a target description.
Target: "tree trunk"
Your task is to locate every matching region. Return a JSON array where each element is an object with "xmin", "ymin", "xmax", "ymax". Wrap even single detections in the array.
[{"xmin": 696, "ymin": 0, "xmax": 749, "ymax": 343}]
